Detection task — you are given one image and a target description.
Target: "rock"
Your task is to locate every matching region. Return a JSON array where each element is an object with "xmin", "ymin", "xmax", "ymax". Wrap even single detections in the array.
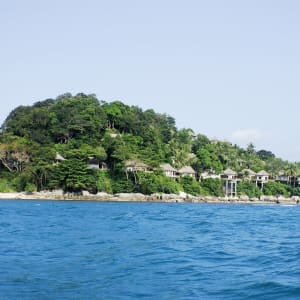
[
  {"xmin": 239, "ymin": 195, "xmax": 249, "ymax": 201},
  {"xmin": 291, "ymin": 196, "xmax": 300, "ymax": 202},
  {"xmin": 277, "ymin": 195, "xmax": 287, "ymax": 202},
  {"xmin": 115, "ymin": 193, "xmax": 146, "ymax": 201}
]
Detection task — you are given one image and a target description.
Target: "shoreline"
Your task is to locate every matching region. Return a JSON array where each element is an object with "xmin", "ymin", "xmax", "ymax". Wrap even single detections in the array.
[{"xmin": 0, "ymin": 191, "xmax": 299, "ymax": 205}]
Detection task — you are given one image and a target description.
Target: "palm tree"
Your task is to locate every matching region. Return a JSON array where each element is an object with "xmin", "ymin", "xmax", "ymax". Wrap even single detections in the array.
[{"xmin": 286, "ymin": 163, "xmax": 298, "ymax": 195}]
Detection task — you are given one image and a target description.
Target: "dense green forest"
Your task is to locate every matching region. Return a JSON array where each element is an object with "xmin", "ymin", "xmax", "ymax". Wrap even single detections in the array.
[{"xmin": 0, "ymin": 93, "xmax": 299, "ymax": 197}]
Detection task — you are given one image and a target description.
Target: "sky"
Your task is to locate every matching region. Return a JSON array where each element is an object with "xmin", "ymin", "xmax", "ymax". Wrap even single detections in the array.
[{"xmin": 1, "ymin": 0, "xmax": 300, "ymax": 161}]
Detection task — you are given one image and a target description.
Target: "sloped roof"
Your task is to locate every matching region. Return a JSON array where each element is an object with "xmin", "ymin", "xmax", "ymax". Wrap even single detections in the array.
[
  {"xmin": 257, "ymin": 170, "xmax": 269, "ymax": 176},
  {"xmin": 223, "ymin": 168, "xmax": 236, "ymax": 176},
  {"xmin": 178, "ymin": 166, "xmax": 196, "ymax": 174},
  {"xmin": 160, "ymin": 163, "xmax": 177, "ymax": 172},
  {"xmin": 55, "ymin": 153, "xmax": 65, "ymax": 161},
  {"xmin": 241, "ymin": 169, "xmax": 256, "ymax": 176},
  {"xmin": 125, "ymin": 160, "xmax": 148, "ymax": 168}
]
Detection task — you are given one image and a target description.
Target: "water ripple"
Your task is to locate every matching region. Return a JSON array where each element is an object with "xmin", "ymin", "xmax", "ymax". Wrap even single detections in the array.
[{"xmin": 0, "ymin": 200, "xmax": 300, "ymax": 299}]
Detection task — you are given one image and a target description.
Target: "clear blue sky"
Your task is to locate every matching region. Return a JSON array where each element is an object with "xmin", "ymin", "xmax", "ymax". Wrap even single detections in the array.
[{"xmin": 1, "ymin": 0, "xmax": 300, "ymax": 161}]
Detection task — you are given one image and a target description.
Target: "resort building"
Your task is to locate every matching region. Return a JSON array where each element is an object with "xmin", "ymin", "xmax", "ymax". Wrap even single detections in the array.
[
  {"xmin": 125, "ymin": 160, "xmax": 149, "ymax": 172},
  {"xmin": 255, "ymin": 170, "xmax": 269, "ymax": 189},
  {"xmin": 87, "ymin": 157, "xmax": 101, "ymax": 169},
  {"xmin": 178, "ymin": 166, "xmax": 197, "ymax": 179},
  {"xmin": 200, "ymin": 169, "xmax": 221, "ymax": 180},
  {"xmin": 221, "ymin": 168, "xmax": 238, "ymax": 198},
  {"xmin": 160, "ymin": 164, "xmax": 178, "ymax": 180},
  {"xmin": 275, "ymin": 172, "xmax": 300, "ymax": 187},
  {"xmin": 275, "ymin": 172, "xmax": 290, "ymax": 184},
  {"xmin": 239, "ymin": 169, "xmax": 256, "ymax": 181}
]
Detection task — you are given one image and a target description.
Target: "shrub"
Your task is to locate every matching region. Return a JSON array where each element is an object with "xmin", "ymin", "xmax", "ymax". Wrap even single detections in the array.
[
  {"xmin": 180, "ymin": 176, "xmax": 201, "ymax": 196},
  {"xmin": 200, "ymin": 178, "xmax": 224, "ymax": 197},
  {"xmin": 0, "ymin": 178, "xmax": 15, "ymax": 192},
  {"xmin": 112, "ymin": 178, "xmax": 134, "ymax": 193},
  {"xmin": 25, "ymin": 183, "xmax": 36, "ymax": 193},
  {"xmin": 237, "ymin": 180, "xmax": 262, "ymax": 198},
  {"xmin": 263, "ymin": 181, "xmax": 289, "ymax": 197},
  {"xmin": 96, "ymin": 171, "xmax": 112, "ymax": 193}
]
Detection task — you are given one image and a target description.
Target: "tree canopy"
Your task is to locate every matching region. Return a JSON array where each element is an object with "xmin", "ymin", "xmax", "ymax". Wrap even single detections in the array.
[{"xmin": 0, "ymin": 92, "xmax": 298, "ymax": 196}]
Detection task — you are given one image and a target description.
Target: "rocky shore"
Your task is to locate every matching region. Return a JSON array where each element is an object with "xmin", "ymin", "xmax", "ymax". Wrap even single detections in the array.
[{"xmin": 0, "ymin": 190, "xmax": 299, "ymax": 205}]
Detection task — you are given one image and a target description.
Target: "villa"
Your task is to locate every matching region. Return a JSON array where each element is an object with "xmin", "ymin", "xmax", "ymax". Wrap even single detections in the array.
[
  {"xmin": 255, "ymin": 170, "xmax": 269, "ymax": 189},
  {"xmin": 221, "ymin": 168, "xmax": 238, "ymax": 198},
  {"xmin": 178, "ymin": 166, "xmax": 197, "ymax": 179},
  {"xmin": 160, "ymin": 164, "xmax": 178, "ymax": 179}
]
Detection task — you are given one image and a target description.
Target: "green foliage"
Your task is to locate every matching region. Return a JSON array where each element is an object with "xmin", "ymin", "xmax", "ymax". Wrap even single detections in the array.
[
  {"xmin": 195, "ymin": 145, "xmax": 222, "ymax": 173},
  {"xmin": 158, "ymin": 176, "xmax": 180, "ymax": 194},
  {"xmin": 25, "ymin": 183, "xmax": 36, "ymax": 193},
  {"xmin": 180, "ymin": 176, "xmax": 201, "ymax": 196},
  {"xmin": 237, "ymin": 181, "xmax": 262, "ymax": 198},
  {"xmin": 12, "ymin": 172, "xmax": 33, "ymax": 192},
  {"xmin": 112, "ymin": 178, "xmax": 134, "ymax": 194},
  {"xmin": 3, "ymin": 93, "xmax": 107, "ymax": 145},
  {"xmin": 49, "ymin": 159, "xmax": 92, "ymax": 192},
  {"xmin": 135, "ymin": 172, "xmax": 180, "ymax": 195},
  {"xmin": 291, "ymin": 187, "xmax": 300, "ymax": 197},
  {"xmin": 200, "ymin": 178, "xmax": 224, "ymax": 197},
  {"xmin": 257, "ymin": 150, "xmax": 275, "ymax": 161},
  {"xmin": 0, "ymin": 178, "xmax": 15, "ymax": 192},
  {"xmin": 0, "ymin": 92, "xmax": 297, "ymax": 195},
  {"xmin": 96, "ymin": 171, "xmax": 112, "ymax": 194},
  {"xmin": 263, "ymin": 181, "xmax": 289, "ymax": 197},
  {"xmin": 136, "ymin": 173, "xmax": 160, "ymax": 195}
]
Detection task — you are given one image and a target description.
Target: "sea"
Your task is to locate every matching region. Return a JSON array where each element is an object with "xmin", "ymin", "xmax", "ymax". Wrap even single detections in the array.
[{"xmin": 1, "ymin": 200, "xmax": 300, "ymax": 300}]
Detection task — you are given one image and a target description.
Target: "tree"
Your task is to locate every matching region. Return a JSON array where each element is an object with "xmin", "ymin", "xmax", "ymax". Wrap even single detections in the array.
[
  {"xmin": 96, "ymin": 171, "xmax": 112, "ymax": 193},
  {"xmin": 285, "ymin": 163, "xmax": 298, "ymax": 195},
  {"xmin": 180, "ymin": 176, "xmax": 201, "ymax": 196},
  {"xmin": 237, "ymin": 181, "xmax": 262, "ymax": 198},
  {"xmin": 103, "ymin": 101, "xmax": 123, "ymax": 129},
  {"xmin": 200, "ymin": 178, "xmax": 224, "ymax": 197},
  {"xmin": 263, "ymin": 181, "xmax": 289, "ymax": 197},
  {"xmin": 0, "ymin": 137, "xmax": 30, "ymax": 172},
  {"xmin": 49, "ymin": 159, "xmax": 92, "ymax": 192},
  {"xmin": 257, "ymin": 150, "xmax": 275, "ymax": 161}
]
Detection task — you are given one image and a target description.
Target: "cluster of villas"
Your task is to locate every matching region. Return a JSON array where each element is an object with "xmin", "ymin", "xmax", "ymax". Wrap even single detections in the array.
[
  {"xmin": 125, "ymin": 161, "xmax": 300, "ymax": 198},
  {"xmin": 159, "ymin": 164, "xmax": 273, "ymax": 198},
  {"xmin": 123, "ymin": 161, "xmax": 300, "ymax": 198},
  {"xmin": 55, "ymin": 153, "xmax": 299, "ymax": 198}
]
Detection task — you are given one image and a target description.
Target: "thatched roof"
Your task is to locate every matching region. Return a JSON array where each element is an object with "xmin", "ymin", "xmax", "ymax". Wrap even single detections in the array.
[
  {"xmin": 160, "ymin": 163, "xmax": 177, "ymax": 172},
  {"xmin": 223, "ymin": 168, "xmax": 236, "ymax": 176},
  {"xmin": 241, "ymin": 169, "xmax": 256, "ymax": 176},
  {"xmin": 178, "ymin": 166, "xmax": 196, "ymax": 174},
  {"xmin": 125, "ymin": 160, "xmax": 148, "ymax": 168},
  {"xmin": 257, "ymin": 170, "xmax": 269, "ymax": 176}
]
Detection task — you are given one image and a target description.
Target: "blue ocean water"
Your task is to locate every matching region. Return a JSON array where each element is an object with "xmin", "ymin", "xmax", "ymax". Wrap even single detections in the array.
[{"xmin": 0, "ymin": 201, "xmax": 300, "ymax": 300}]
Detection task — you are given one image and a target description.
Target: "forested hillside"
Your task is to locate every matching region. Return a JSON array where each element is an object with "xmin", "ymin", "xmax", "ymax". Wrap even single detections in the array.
[{"xmin": 0, "ymin": 93, "xmax": 299, "ymax": 197}]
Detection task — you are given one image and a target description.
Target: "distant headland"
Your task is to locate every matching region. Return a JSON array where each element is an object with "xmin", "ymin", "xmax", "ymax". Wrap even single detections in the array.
[{"xmin": 0, "ymin": 93, "xmax": 299, "ymax": 200}]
